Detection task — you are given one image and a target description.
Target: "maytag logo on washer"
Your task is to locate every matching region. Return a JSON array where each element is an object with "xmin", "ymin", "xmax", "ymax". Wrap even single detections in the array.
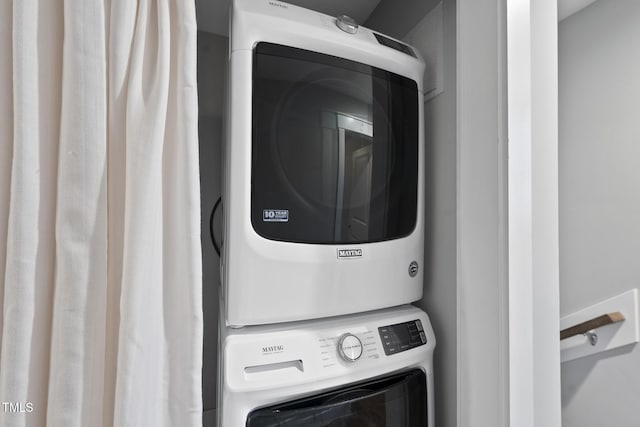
[
  {"xmin": 337, "ymin": 249, "xmax": 363, "ymax": 259},
  {"xmin": 262, "ymin": 345, "xmax": 284, "ymax": 355}
]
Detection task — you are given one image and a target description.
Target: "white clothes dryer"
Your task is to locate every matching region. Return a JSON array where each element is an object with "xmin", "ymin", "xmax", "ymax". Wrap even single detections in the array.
[
  {"xmin": 217, "ymin": 304, "xmax": 435, "ymax": 426},
  {"xmin": 222, "ymin": 0, "xmax": 427, "ymax": 326}
]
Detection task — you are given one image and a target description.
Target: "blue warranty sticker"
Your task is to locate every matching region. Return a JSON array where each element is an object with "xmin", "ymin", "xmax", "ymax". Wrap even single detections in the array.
[{"xmin": 263, "ymin": 209, "xmax": 289, "ymax": 222}]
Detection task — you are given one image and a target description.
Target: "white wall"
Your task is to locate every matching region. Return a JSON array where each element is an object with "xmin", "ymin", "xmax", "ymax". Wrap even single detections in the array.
[
  {"xmin": 366, "ymin": 2, "xmax": 458, "ymax": 426},
  {"xmin": 366, "ymin": 0, "xmax": 441, "ymax": 38},
  {"xmin": 559, "ymin": 1, "xmax": 640, "ymax": 425},
  {"xmin": 197, "ymin": 30, "xmax": 227, "ymax": 412},
  {"xmin": 419, "ymin": 4, "xmax": 458, "ymax": 427}
]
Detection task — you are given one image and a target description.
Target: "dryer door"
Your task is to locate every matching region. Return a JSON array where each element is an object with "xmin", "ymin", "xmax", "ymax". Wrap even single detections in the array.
[
  {"xmin": 251, "ymin": 42, "xmax": 419, "ymax": 245},
  {"xmin": 246, "ymin": 369, "xmax": 427, "ymax": 426}
]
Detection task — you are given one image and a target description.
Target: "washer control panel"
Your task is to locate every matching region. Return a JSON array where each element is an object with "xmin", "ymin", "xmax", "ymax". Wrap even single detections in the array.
[
  {"xmin": 318, "ymin": 330, "xmax": 380, "ymax": 368},
  {"xmin": 225, "ymin": 306, "xmax": 434, "ymax": 393},
  {"xmin": 378, "ymin": 319, "xmax": 427, "ymax": 355}
]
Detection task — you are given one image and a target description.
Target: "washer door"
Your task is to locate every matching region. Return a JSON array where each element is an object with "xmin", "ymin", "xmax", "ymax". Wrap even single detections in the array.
[{"xmin": 246, "ymin": 369, "xmax": 427, "ymax": 426}]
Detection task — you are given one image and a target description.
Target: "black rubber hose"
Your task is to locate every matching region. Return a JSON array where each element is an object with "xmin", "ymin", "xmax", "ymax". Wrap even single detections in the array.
[{"xmin": 209, "ymin": 196, "xmax": 222, "ymax": 257}]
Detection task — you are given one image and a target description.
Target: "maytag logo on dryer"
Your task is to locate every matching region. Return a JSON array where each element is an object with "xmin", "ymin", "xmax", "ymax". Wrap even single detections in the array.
[
  {"xmin": 262, "ymin": 345, "xmax": 284, "ymax": 355},
  {"xmin": 268, "ymin": 1, "xmax": 288, "ymax": 9},
  {"xmin": 337, "ymin": 249, "xmax": 363, "ymax": 259},
  {"xmin": 263, "ymin": 209, "xmax": 289, "ymax": 222}
]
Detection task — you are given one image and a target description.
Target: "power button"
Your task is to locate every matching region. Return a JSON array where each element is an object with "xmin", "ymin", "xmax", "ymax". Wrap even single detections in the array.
[{"xmin": 336, "ymin": 15, "xmax": 358, "ymax": 34}]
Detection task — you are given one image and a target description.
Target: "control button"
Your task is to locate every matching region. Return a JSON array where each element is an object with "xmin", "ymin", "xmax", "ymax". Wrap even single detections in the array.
[
  {"xmin": 420, "ymin": 332, "xmax": 427, "ymax": 344},
  {"xmin": 415, "ymin": 320, "xmax": 423, "ymax": 331},
  {"xmin": 336, "ymin": 15, "xmax": 358, "ymax": 34},
  {"xmin": 338, "ymin": 333, "xmax": 363, "ymax": 362}
]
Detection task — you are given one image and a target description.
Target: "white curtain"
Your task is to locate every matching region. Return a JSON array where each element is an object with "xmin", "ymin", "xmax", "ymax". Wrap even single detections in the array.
[{"xmin": 0, "ymin": 0, "xmax": 203, "ymax": 426}]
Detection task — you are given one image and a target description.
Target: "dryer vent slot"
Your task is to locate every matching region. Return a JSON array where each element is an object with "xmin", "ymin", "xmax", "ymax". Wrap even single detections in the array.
[
  {"xmin": 244, "ymin": 360, "xmax": 304, "ymax": 374},
  {"xmin": 374, "ymin": 33, "xmax": 416, "ymax": 58}
]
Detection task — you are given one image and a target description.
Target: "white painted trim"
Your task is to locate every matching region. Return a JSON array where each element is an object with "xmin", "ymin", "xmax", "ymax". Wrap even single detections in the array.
[
  {"xmin": 507, "ymin": 0, "xmax": 561, "ymax": 425},
  {"xmin": 456, "ymin": 0, "xmax": 509, "ymax": 425},
  {"xmin": 507, "ymin": 1, "xmax": 535, "ymax": 424}
]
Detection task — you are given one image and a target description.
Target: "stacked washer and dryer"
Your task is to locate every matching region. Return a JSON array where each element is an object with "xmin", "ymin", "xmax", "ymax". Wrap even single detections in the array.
[{"xmin": 218, "ymin": 0, "xmax": 435, "ymax": 425}]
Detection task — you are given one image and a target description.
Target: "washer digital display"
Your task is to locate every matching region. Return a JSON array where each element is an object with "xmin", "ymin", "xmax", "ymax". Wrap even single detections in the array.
[{"xmin": 378, "ymin": 319, "xmax": 427, "ymax": 355}]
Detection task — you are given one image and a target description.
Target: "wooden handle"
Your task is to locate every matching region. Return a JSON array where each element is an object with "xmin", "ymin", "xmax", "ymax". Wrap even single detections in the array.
[{"xmin": 560, "ymin": 311, "xmax": 625, "ymax": 340}]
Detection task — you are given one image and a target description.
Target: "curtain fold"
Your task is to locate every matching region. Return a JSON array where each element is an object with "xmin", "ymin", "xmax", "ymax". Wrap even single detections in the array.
[
  {"xmin": 0, "ymin": 1, "xmax": 63, "ymax": 426},
  {"xmin": 46, "ymin": 0, "xmax": 108, "ymax": 425},
  {"xmin": 0, "ymin": 0, "xmax": 203, "ymax": 426}
]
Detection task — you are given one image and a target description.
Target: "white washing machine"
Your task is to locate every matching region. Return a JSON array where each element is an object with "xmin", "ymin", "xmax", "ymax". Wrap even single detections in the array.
[{"xmin": 217, "ymin": 305, "xmax": 435, "ymax": 426}]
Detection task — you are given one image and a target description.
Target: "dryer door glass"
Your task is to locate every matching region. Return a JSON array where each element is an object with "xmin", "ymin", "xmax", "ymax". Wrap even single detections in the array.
[
  {"xmin": 246, "ymin": 369, "xmax": 427, "ymax": 426},
  {"xmin": 251, "ymin": 42, "xmax": 419, "ymax": 244}
]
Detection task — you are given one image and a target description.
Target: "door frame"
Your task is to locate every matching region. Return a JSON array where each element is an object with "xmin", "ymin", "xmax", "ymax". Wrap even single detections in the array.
[{"xmin": 457, "ymin": 0, "xmax": 561, "ymax": 426}]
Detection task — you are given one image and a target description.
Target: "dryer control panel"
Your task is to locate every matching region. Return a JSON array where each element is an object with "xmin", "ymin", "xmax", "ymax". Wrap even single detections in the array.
[{"xmin": 378, "ymin": 319, "xmax": 427, "ymax": 355}]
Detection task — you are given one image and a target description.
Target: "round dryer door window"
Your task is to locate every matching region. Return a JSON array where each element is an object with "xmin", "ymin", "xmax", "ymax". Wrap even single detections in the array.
[{"xmin": 251, "ymin": 42, "xmax": 419, "ymax": 244}]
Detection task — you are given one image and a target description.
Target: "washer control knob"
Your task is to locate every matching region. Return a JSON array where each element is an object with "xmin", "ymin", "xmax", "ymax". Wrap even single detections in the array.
[
  {"xmin": 336, "ymin": 15, "xmax": 359, "ymax": 34},
  {"xmin": 338, "ymin": 333, "xmax": 363, "ymax": 362}
]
